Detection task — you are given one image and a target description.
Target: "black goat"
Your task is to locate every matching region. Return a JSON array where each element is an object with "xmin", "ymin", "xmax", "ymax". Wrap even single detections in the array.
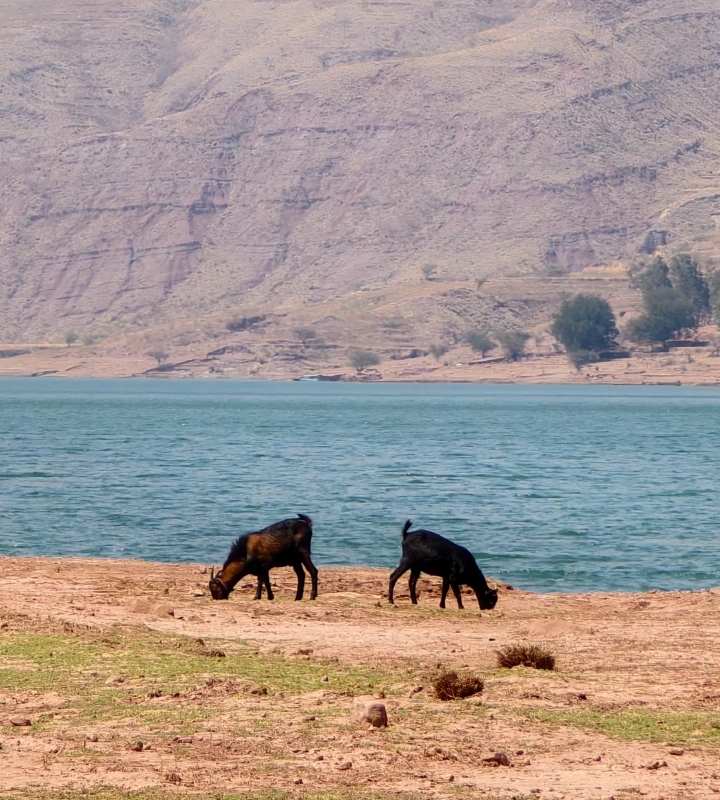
[
  {"xmin": 388, "ymin": 520, "xmax": 498, "ymax": 610},
  {"xmin": 209, "ymin": 514, "xmax": 318, "ymax": 601}
]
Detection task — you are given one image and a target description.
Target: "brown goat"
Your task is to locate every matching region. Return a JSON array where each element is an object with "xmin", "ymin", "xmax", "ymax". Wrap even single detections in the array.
[{"xmin": 209, "ymin": 514, "xmax": 318, "ymax": 601}]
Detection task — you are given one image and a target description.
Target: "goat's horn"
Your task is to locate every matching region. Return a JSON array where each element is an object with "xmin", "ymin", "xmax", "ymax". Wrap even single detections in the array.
[{"xmin": 210, "ymin": 566, "xmax": 215, "ymax": 580}]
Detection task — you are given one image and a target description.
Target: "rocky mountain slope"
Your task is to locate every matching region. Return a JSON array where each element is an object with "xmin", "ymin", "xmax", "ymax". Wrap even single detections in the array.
[{"xmin": 1, "ymin": 0, "xmax": 719, "ymax": 354}]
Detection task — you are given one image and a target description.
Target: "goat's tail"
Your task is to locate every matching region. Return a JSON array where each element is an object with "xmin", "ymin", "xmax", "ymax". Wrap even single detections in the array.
[
  {"xmin": 402, "ymin": 519, "xmax": 413, "ymax": 538},
  {"xmin": 297, "ymin": 513, "xmax": 313, "ymax": 526}
]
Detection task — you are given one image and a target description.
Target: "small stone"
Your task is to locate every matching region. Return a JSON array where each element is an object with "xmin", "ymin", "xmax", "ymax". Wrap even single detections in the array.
[
  {"xmin": 321, "ymin": 675, "xmax": 329, "ymax": 682},
  {"xmin": 644, "ymin": 760, "xmax": 667, "ymax": 770},
  {"xmin": 668, "ymin": 748, "xmax": 684, "ymax": 756},
  {"xmin": 482, "ymin": 752, "xmax": 511, "ymax": 767},
  {"xmin": 593, "ymin": 755, "xmax": 601, "ymax": 762},
  {"xmin": 131, "ymin": 741, "xmax": 144, "ymax": 752},
  {"xmin": 105, "ymin": 675, "xmax": 124, "ymax": 685},
  {"xmin": 516, "ymin": 749, "xmax": 524, "ymax": 756},
  {"xmin": 409, "ymin": 685, "xmax": 424, "ymax": 696},
  {"xmin": 350, "ymin": 699, "xmax": 388, "ymax": 728},
  {"xmin": 296, "ymin": 648, "xmax": 313, "ymax": 656},
  {"xmin": 337, "ymin": 761, "xmax": 352, "ymax": 771},
  {"xmin": 316, "ymin": 755, "xmax": 324, "ymax": 761},
  {"xmin": 304, "ymin": 715, "xmax": 316, "ymax": 722},
  {"xmin": 448, "ymin": 774, "xmax": 454, "ymax": 782},
  {"xmin": 9, "ymin": 717, "xmax": 31, "ymax": 727},
  {"xmin": 530, "ymin": 790, "xmax": 541, "ymax": 795},
  {"xmin": 192, "ymin": 591, "xmax": 204, "ymax": 597},
  {"xmin": 173, "ymin": 736, "xmax": 193, "ymax": 744},
  {"xmin": 88, "ymin": 734, "xmax": 99, "ymax": 742},
  {"xmin": 294, "ymin": 778, "xmax": 303, "ymax": 785}
]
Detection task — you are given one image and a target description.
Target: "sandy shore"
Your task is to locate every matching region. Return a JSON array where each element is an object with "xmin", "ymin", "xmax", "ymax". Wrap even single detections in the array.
[{"xmin": 1, "ymin": 557, "xmax": 720, "ymax": 799}]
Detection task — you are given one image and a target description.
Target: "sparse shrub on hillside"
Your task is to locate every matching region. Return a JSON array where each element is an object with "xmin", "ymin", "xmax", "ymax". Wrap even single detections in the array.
[
  {"xmin": 497, "ymin": 644, "xmax": 556, "ymax": 671},
  {"xmin": 226, "ymin": 315, "xmax": 266, "ymax": 333},
  {"xmin": 294, "ymin": 327, "xmax": 316, "ymax": 346},
  {"xmin": 465, "ymin": 331, "xmax": 495, "ymax": 357},
  {"xmin": 550, "ymin": 294, "xmax": 618, "ymax": 366},
  {"xmin": 432, "ymin": 670, "xmax": 484, "ymax": 701},
  {"xmin": 429, "ymin": 343, "xmax": 449, "ymax": 361},
  {"xmin": 349, "ymin": 349, "xmax": 380, "ymax": 373},
  {"xmin": 476, "ymin": 278, "xmax": 487, "ymax": 291},
  {"xmin": 65, "ymin": 331, "xmax": 78, "ymax": 346},
  {"xmin": 147, "ymin": 349, "xmax": 169, "ymax": 366},
  {"xmin": 497, "ymin": 330, "xmax": 530, "ymax": 362},
  {"xmin": 422, "ymin": 263, "xmax": 438, "ymax": 281}
]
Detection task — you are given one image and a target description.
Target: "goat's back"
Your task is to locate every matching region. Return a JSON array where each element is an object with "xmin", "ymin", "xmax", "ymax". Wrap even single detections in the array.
[
  {"xmin": 402, "ymin": 529, "xmax": 480, "ymax": 576},
  {"xmin": 224, "ymin": 515, "xmax": 312, "ymax": 567}
]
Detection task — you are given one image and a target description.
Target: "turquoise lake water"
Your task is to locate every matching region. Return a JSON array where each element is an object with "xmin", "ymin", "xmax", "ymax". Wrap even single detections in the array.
[{"xmin": 1, "ymin": 378, "xmax": 719, "ymax": 593}]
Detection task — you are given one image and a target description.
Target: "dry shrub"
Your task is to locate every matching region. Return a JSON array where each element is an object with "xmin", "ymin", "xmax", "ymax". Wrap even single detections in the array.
[
  {"xmin": 496, "ymin": 644, "xmax": 556, "ymax": 671},
  {"xmin": 432, "ymin": 670, "xmax": 484, "ymax": 701}
]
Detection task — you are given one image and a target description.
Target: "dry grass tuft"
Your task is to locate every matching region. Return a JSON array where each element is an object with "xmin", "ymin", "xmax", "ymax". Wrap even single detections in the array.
[
  {"xmin": 432, "ymin": 670, "xmax": 484, "ymax": 701},
  {"xmin": 497, "ymin": 644, "xmax": 556, "ymax": 671}
]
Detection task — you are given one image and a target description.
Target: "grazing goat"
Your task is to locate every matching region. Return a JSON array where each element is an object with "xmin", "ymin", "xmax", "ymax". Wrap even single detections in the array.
[
  {"xmin": 209, "ymin": 513, "xmax": 318, "ymax": 601},
  {"xmin": 388, "ymin": 520, "xmax": 498, "ymax": 610}
]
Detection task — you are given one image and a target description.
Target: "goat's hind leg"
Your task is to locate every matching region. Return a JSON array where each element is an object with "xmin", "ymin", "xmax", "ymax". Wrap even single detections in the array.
[
  {"xmin": 292, "ymin": 562, "xmax": 306, "ymax": 601},
  {"xmin": 299, "ymin": 548, "xmax": 318, "ymax": 600},
  {"xmin": 440, "ymin": 577, "xmax": 449, "ymax": 609},
  {"xmin": 388, "ymin": 559, "xmax": 410, "ymax": 604},
  {"xmin": 450, "ymin": 582, "xmax": 464, "ymax": 609},
  {"xmin": 408, "ymin": 568, "xmax": 421, "ymax": 604}
]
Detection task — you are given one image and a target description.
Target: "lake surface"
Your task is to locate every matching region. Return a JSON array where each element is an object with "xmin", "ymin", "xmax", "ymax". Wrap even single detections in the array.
[{"xmin": 1, "ymin": 378, "xmax": 719, "ymax": 594}]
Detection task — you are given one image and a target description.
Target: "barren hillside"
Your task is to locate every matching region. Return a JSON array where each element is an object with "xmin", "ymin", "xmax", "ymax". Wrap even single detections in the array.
[{"xmin": 1, "ymin": 0, "xmax": 720, "ymax": 358}]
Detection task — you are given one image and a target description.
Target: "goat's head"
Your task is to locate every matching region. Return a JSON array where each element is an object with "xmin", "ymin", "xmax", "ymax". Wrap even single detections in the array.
[
  {"xmin": 208, "ymin": 565, "xmax": 231, "ymax": 600},
  {"xmin": 479, "ymin": 587, "xmax": 499, "ymax": 610}
]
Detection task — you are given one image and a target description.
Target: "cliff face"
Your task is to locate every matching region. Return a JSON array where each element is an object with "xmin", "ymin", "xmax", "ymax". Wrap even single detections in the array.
[{"xmin": 1, "ymin": 0, "xmax": 719, "ymax": 343}]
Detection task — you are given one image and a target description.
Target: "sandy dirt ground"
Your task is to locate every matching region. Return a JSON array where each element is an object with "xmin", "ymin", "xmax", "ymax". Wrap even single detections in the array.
[{"xmin": 1, "ymin": 558, "xmax": 720, "ymax": 799}]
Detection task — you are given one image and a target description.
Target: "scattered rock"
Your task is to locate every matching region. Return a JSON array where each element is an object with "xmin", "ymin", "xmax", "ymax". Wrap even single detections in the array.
[
  {"xmin": 191, "ymin": 591, "xmax": 204, "ymax": 597},
  {"xmin": 165, "ymin": 772, "xmax": 182, "ymax": 784},
  {"xmin": 296, "ymin": 648, "xmax": 313, "ymax": 656},
  {"xmin": 88, "ymin": 734, "xmax": 99, "ymax": 742},
  {"xmin": 105, "ymin": 676, "xmax": 124, "ymax": 685},
  {"xmin": 8, "ymin": 717, "xmax": 31, "ymax": 727},
  {"xmin": 482, "ymin": 752, "xmax": 511, "ymax": 767},
  {"xmin": 316, "ymin": 755, "xmax": 324, "ymax": 761},
  {"xmin": 350, "ymin": 699, "xmax": 388, "ymax": 728},
  {"xmin": 173, "ymin": 736, "xmax": 193, "ymax": 744},
  {"xmin": 409, "ymin": 685, "xmax": 424, "ymax": 696},
  {"xmin": 516, "ymin": 750, "xmax": 524, "ymax": 756},
  {"xmin": 448, "ymin": 774, "xmax": 454, "ymax": 782},
  {"xmin": 204, "ymin": 649, "xmax": 226, "ymax": 658},
  {"xmin": 303, "ymin": 715, "xmax": 316, "ymax": 723},
  {"xmin": 131, "ymin": 741, "xmax": 144, "ymax": 752},
  {"xmin": 668, "ymin": 748, "xmax": 684, "ymax": 756},
  {"xmin": 294, "ymin": 778, "xmax": 303, "ymax": 785},
  {"xmin": 337, "ymin": 761, "xmax": 353, "ymax": 771},
  {"xmin": 321, "ymin": 675, "xmax": 329, "ymax": 682},
  {"xmin": 644, "ymin": 760, "xmax": 668, "ymax": 770}
]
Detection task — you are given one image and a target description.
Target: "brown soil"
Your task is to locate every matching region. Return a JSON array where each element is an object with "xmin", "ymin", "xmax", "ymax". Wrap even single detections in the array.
[{"xmin": 2, "ymin": 557, "xmax": 720, "ymax": 799}]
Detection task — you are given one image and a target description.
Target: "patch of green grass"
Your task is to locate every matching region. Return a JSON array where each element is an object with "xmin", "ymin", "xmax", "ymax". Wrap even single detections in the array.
[
  {"xmin": 514, "ymin": 707, "xmax": 720, "ymax": 746},
  {"xmin": 0, "ymin": 626, "xmax": 399, "ymax": 732}
]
